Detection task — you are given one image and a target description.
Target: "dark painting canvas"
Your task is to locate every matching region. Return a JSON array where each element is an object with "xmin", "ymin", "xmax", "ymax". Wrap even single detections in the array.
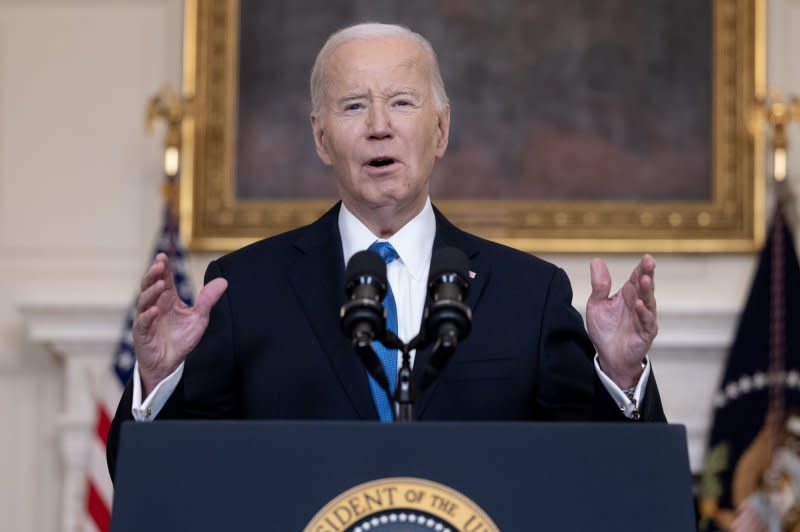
[{"xmin": 236, "ymin": 0, "xmax": 711, "ymax": 202}]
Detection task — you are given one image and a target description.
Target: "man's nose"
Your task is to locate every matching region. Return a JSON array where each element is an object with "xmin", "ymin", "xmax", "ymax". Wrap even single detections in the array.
[{"xmin": 366, "ymin": 103, "xmax": 392, "ymax": 140}]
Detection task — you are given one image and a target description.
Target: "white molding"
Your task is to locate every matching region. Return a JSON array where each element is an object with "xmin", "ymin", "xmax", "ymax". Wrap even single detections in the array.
[
  {"xmin": 21, "ymin": 302, "xmax": 125, "ymax": 344},
  {"xmin": 653, "ymin": 308, "xmax": 736, "ymax": 350},
  {"xmin": 18, "ymin": 300, "xmax": 125, "ymax": 532}
]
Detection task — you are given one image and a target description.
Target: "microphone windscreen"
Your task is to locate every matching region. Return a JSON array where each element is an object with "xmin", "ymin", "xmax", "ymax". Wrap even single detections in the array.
[
  {"xmin": 346, "ymin": 250, "xmax": 388, "ymax": 286},
  {"xmin": 429, "ymin": 247, "xmax": 469, "ymax": 282}
]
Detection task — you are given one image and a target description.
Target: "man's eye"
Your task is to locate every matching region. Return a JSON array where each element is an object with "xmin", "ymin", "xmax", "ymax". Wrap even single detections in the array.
[
  {"xmin": 393, "ymin": 100, "xmax": 412, "ymax": 107},
  {"xmin": 344, "ymin": 103, "xmax": 363, "ymax": 111}
]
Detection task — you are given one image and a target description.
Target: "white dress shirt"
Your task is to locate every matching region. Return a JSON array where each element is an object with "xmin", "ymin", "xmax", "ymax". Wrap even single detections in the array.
[
  {"xmin": 132, "ymin": 197, "xmax": 648, "ymax": 420},
  {"xmin": 339, "ymin": 198, "xmax": 435, "ymax": 367}
]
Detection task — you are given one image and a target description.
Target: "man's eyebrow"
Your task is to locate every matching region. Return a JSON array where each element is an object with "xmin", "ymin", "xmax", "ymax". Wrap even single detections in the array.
[
  {"xmin": 334, "ymin": 89, "xmax": 421, "ymax": 105},
  {"xmin": 390, "ymin": 88, "xmax": 420, "ymax": 98},
  {"xmin": 336, "ymin": 92, "xmax": 368, "ymax": 104}
]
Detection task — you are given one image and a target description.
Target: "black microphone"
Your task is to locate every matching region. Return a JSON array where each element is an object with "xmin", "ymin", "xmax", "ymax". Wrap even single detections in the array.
[
  {"xmin": 340, "ymin": 250, "xmax": 392, "ymax": 397},
  {"xmin": 425, "ymin": 247, "xmax": 472, "ymax": 348},
  {"xmin": 341, "ymin": 250, "xmax": 388, "ymax": 342},
  {"xmin": 419, "ymin": 247, "xmax": 472, "ymax": 392}
]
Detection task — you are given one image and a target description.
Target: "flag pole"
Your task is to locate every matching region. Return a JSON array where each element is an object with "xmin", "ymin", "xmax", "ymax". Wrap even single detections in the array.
[
  {"xmin": 762, "ymin": 92, "xmax": 800, "ymax": 455},
  {"xmin": 759, "ymin": 90, "xmax": 800, "ymax": 459}
]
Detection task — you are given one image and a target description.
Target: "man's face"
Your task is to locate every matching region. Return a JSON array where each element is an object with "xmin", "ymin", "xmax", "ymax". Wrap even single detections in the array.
[{"xmin": 311, "ymin": 36, "xmax": 450, "ymax": 225}]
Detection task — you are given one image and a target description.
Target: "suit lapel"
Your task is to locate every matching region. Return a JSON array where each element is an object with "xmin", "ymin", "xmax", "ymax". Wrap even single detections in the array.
[
  {"xmin": 287, "ymin": 204, "xmax": 377, "ymax": 419},
  {"xmin": 413, "ymin": 206, "xmax": 490, "ymax": 418}
]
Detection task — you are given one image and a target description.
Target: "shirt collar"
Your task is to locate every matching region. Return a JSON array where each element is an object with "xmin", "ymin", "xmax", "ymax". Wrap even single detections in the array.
[{"xmin": 338, "ymin": 198, "xmax": 435, "ymax": 281}]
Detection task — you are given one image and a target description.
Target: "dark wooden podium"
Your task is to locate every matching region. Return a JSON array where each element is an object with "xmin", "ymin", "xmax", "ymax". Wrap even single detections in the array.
[{"xmin": 110, "ymin": 421, "xmax": 694, "ymax": 531}]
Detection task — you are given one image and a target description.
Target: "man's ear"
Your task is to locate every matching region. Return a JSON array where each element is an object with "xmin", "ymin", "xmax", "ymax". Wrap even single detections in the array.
[
  {"xmin": 434, "ymin": 106, "xmax": 451, "ymax": 159},
  {"xmin": 310, "ymin": 112, "xmax": 332, "ymax": 166}
]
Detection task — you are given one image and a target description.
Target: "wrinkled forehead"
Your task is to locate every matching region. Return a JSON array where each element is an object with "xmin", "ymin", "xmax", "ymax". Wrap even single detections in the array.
[{"xmin": 323, "ymin": 36, "xmax": 431, "ymax": 97}]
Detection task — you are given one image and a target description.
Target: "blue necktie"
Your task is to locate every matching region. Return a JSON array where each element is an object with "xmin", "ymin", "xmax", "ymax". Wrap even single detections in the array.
[{"xmin": 367, "ymin": 241, "xmax": 399, "ymax": 422}]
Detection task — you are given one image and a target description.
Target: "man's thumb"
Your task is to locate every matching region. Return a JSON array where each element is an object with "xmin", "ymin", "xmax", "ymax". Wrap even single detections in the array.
[
  {"xmin": 194, "ymin": 278, "xmax": 228, "ymax": 316},
  {"xmin": 588, "ymin": 258, "xmax": 611, "ymax": 301}
]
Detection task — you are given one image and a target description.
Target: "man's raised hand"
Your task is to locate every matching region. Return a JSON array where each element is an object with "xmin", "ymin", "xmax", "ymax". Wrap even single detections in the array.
[
  {"xmin": 585, "ymin": 254, "xmax": 658, "ymax": 389},
  {"xmin": 133, "ymin": 253, "xmax": 228, "ymax": 396}
]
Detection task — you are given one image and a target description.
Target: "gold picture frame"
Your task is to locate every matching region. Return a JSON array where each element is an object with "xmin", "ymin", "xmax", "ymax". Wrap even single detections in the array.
[{"xmin": 180, "ymin": 0, "xmax": 765, "ymax": 253}]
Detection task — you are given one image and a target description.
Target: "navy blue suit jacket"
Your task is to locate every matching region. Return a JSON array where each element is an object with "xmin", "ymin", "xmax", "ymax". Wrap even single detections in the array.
[{"xmin": 108, "ymin": 203, "xmax": 665, "ymax": 476}]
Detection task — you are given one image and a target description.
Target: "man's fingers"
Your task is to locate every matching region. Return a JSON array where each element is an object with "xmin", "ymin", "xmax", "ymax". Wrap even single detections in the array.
[
  {"xmin": 642, "ymin": 253, "xmax": 656, "ymax": 276},
  {"xmin": 137, "ymin": 279, "xmax": 166, "ymax": 313},
  {"xmin": 633, "ymin": 253, "xmax": 654, "ymax": 275},
  {"xmin": 637, "ymin": 274, "xmax": 657, "ymax": 313},
  {"xmin": 133, "ymin": 306, "xmax": 159, "ymax": 336},
  {"xmin": 634, "ymin": 299, "xmax": 658, "ymax": 338},
  {"xmin": 632, "ymin": 254, "xmax": 655, "ymax": 285},
  {"xmin": 194, "ymin": 278, "xmax": 229, "ymax": 317},
  {"xmin": 161, "ymin": 255, "xmax": 177, "ymax": 292},
  {"xmin": 140, "ymin": 255, "xmax": 167, "ymax": 291},
  {"xmin": 588, "ymin": 258, "xmax": 612, "ymax": 301},
  {"xmin": 627, "ymin": 254, "xmax": 655, "ymax": 292},
  {"xmin": 620, "ymin": 281, "xmax": 638, "ymax": 309},
  {"xmin": 625, "ymin": 286, "xmax": 658, "ymax": 339}
]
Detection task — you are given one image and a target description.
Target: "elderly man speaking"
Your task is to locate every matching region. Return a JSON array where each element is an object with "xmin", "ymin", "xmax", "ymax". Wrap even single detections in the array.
[{"xmin": 108, "ymin": 22, "xmax": 664, "ymax": 475}]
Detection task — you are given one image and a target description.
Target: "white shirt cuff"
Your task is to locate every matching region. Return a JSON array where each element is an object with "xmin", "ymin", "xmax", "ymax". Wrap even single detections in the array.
[
  {"xmin": 593, "ymin": 355, "xmax": 651, "ymax": 419},
  {"xmin": 131, "ymin": 361, "xmax": 184, "ymax": 422}
]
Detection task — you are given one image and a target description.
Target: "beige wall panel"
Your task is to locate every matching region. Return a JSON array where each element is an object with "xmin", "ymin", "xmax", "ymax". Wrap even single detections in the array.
[
  {"xmin": 0, "ymin": 371, "xmax": 61, "ymax": 532},
  {"xmin": 0, "ymin": 1, "xmax": 171, "ymax": 258}
]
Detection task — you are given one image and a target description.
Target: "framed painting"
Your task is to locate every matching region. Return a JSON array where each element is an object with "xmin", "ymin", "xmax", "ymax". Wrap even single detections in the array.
[{"xmin": 179, "ymin": 0, "xmax": 765, "ymax": 252}]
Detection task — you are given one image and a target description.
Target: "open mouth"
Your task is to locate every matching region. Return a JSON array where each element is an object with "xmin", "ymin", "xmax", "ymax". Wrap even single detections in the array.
[{"xmin": 367, "ymin": 157, "xmax": 396, "ymax": 168}]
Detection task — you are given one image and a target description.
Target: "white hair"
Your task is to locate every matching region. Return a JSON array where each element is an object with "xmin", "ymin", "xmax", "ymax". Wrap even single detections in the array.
[{"xmin": 309, "ymin": 22, "xmax": 449, "ymax": 118}]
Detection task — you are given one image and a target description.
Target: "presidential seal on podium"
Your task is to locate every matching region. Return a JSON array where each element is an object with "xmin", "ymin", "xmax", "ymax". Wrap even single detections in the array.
[{"xmin": 305, "ymin": 477, "xmax": 498, "ymax": 532}]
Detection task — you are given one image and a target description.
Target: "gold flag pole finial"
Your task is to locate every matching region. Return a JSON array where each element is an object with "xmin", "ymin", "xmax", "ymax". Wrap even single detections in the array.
[
  {"xmin": 756, "ymin": 89, "xmax": 800, "ymax": 230},
  {"xmin": 145, "ymin": 85, "xmax": 190, "ymax": 214},
  {"xmin": 760, "ymin": 89, "xmax": 800, "ymax": 182}
]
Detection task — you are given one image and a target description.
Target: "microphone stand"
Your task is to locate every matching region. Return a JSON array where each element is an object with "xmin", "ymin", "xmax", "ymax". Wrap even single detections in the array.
[
  {"xmin": 357, "ymin": 325, "xmax": 463, "ymax": 423},
  {"xmin": 419, "ymin": 329, "xmax": 458, "ymax": 393},
  {"xmin": 395, "ymin": 344, "xmax": 413, "ymax": 423},
  {"xmin": 351, "ymin": 328, "xmax": 426, "ymax": 423},
  {"xmin": 380, "ymin": 332, "xmax": 427, "ymax": 423},
  {"xmin": 358, "ymin": 311, "xmax": 468, "ymax": 423}
]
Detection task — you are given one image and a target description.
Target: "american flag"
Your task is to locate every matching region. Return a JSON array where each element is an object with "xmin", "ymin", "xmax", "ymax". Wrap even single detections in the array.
[{"xmin": 84, "ymin": 204, "xmax": 193, "ymax": 532}]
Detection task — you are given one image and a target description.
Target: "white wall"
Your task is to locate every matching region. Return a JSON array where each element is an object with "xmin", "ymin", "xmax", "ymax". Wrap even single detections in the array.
[{"xmin": 2, "ymin": 1, "xmax": 800, "ymax": 530}]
